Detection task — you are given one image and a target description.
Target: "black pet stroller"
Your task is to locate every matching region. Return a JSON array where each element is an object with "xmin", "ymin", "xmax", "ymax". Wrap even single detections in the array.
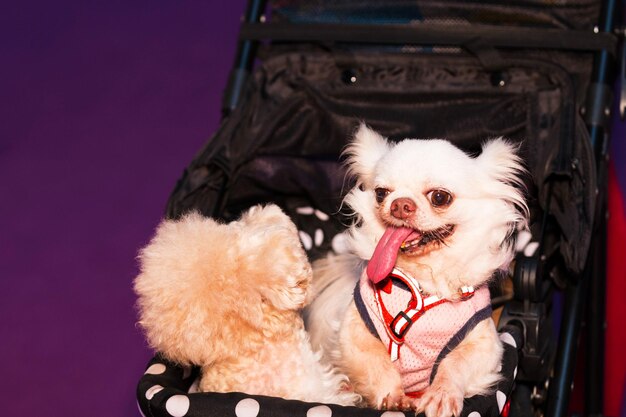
[{"xmin": 137, "ymin": 1, "xmax": 623, "ymax": 417}]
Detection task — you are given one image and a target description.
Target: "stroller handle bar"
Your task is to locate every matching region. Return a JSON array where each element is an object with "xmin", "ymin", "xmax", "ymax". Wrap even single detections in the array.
[{"xmin": 239, "ymin": 22, "xmax": 618, "ymax": 55}]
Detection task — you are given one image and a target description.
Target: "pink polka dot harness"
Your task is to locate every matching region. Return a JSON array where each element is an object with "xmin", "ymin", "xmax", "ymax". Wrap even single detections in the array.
[{"xmin": 354, "ymin": 267, "xmax": 493, "ymax": 396}]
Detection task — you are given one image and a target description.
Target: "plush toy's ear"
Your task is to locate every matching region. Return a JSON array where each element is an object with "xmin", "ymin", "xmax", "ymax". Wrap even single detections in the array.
[{"xmin": 344, "ymin": 123, "xmax": 391, "ymax": 188}]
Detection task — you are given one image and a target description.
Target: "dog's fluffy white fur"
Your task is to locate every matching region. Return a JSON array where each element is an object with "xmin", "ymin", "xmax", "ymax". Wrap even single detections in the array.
[
  {"xmin": 134, "ymin": 204, "xmax": 359, "ymax": 405},
  {"xmin": 305, "ymin": 125, "xmax": 528, "ymax": 416}
]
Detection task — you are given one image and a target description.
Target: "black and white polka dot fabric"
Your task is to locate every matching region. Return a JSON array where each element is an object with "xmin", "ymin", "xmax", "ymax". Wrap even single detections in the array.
[
  {"xmin": 136, "ymin": 333, "xmax": 518, "ymax": 417},
  {"xmin": 284, "ymin": 202, "xmax": 350, "ymax": 261}
]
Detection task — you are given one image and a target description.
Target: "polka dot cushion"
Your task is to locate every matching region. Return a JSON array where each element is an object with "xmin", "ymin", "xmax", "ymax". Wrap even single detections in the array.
[{"xmin": 136, "ymin": 333, "xmax": 518, "ymax": 417}]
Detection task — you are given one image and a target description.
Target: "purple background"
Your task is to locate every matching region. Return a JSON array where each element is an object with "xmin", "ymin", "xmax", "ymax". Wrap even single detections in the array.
[
  {"xmin": 0, "ymin": 1, "xmax": 243, "ymax": 416},
  {"xmin": 1, "ymin": 2, "xmax": 624, "ymax": 417}
]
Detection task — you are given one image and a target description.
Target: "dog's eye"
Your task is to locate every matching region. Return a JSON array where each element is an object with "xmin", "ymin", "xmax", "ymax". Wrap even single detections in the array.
[
  {"xmin": 428, "ymin": 189, "xmax": 453, "ymax": 207},
  {"xmin": 374, "ymin": 188, "xmax": 390, "ymax": 204}
]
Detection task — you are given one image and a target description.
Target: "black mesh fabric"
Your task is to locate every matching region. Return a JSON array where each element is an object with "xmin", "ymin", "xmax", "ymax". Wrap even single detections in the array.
[{"xmin": 167, "ymin": 48, "xmax": 595, "ymax": 272}]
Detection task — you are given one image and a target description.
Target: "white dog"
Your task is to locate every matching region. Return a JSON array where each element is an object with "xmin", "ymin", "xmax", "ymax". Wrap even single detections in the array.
[{"xmin": 305, "ymin": 125, "xmax": 528, "ymax": 417}]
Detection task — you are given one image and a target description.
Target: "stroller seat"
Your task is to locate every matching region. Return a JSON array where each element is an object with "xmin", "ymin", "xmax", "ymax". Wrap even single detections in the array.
[
  {"xmin": 137, "ymin": 339, "xmax": 519, "ymax": 417},
  {"xmin": 137, "ymin": 1, "xmax": 621, "ymax": 416}
]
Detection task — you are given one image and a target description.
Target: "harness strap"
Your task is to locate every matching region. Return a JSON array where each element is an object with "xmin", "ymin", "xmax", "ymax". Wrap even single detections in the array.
[{"xmin": 373, "ymin": 268, "xmax": 475, "ymax": 361}]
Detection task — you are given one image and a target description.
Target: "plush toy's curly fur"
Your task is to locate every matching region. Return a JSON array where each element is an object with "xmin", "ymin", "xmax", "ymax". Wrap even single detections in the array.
[{"xmin": 134, "ymin": 204, "xmax": 358, "ymax": 405}]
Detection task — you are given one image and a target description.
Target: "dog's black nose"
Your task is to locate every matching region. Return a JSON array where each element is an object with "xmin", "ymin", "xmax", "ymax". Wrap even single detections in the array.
[{"xmin": 390, "ymin": 198, "xmax": 416, "ymax": 220}]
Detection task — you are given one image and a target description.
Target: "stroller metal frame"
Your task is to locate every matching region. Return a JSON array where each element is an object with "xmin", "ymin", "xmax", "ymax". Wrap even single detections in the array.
[{"xmin": 221, "ymin": 1, "xmax": 623, "ymax": 417}]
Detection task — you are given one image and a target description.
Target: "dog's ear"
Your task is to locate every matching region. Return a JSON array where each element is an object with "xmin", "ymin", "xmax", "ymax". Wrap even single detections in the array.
[
  {"xmin": 477, "ymin": 138, "xmax": 529, "ymax": 231},
  {"xmin": 477, "ymin": 138, "xmax": 525, "ymax": 189},
  {"xmin": 344, "ymin": 123, "xmax": 391, "ymax": 188}
]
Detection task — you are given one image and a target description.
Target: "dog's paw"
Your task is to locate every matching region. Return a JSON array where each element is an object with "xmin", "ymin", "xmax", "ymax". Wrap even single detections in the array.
[
  {"xmin": 415, "ymin": 383, "xmax": 464, "ymax": 417},
  {"xmin": 376, "ymin": 389, "xmax": 414, "ymax": 411}
]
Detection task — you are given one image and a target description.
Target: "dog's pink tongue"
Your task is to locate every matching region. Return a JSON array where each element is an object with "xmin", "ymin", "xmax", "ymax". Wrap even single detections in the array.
[{"xmin": 367, "ymin": 227, "xmax": 416, "ymax": 284}]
